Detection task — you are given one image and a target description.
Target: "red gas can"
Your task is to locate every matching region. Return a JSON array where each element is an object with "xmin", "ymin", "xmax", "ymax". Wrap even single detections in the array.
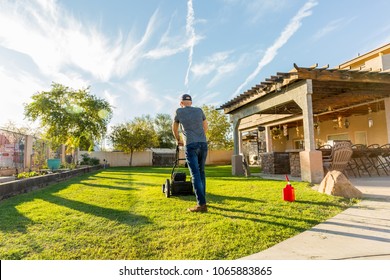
[{"xmin": 283, "ymin": 175, "xmax": 295, "ymax": 202}]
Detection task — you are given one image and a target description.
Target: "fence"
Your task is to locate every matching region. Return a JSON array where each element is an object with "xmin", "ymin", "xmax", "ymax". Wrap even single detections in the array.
[
  {"xmin": 0, "ymin": 126, "xmax": 233, "ymax": 175},
  {"xmin": 78, "ymin": 149, "xmax": 233, "ymax": 167},
  {"xmin": 0, "ymin": 129, "xmax": 58, "ymax": 176},
  {"xmin": 0, "ymin": 129, "xmax": 25, "ymax": 172}
]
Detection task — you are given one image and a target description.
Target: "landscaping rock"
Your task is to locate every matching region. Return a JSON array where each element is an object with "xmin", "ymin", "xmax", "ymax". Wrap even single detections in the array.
[{"xmin": 318, "ymin": 170, "xmax": 363, "ymax": 199}]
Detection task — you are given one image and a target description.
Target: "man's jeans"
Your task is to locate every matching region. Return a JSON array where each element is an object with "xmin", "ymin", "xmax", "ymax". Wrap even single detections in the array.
[{"xmin": 185, "ymin": 142, "xmax": 208, "ymax": 206}]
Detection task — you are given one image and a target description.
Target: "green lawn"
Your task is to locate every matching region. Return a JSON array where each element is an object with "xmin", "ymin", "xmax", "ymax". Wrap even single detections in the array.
[{"xmin": 0, "ymin": 166, "xmax": 354, "ymax": 260}]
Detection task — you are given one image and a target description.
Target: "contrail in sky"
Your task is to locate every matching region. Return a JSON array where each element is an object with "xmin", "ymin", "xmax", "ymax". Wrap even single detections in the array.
[
  {"xmin": 185, "ymin": 0, "xmax": 195, "ymax": 88},
  {"xmin": 232, "ymin": 0, "xmax": 318, "ymax": 98}
]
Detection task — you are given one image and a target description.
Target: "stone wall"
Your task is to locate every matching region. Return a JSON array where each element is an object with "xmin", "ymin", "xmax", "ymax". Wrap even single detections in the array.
[
  {"xmin": 289, "ymin": 152, "xmax": 301, "ymax": 177},
  {"xmin": 0, "ymin": 165, "xmax": 102, "ymax": 201},
  {"xmin": 260, "ymin": 152, "xmax": 290, "ymax": 174}
]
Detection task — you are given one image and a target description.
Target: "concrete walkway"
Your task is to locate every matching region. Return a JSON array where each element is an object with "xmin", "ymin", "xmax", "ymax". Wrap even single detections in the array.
[{"xmin": 241, "ymin": 176, "xmax": 390, "ymax": 260}]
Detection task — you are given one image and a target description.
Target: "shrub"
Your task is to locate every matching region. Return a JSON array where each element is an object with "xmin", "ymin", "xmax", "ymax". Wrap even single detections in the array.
[
  {"xmin": 89, "ymin": 157, "xmax": 100, "ymax": 165},
  {"xmin": 17, "ymin": 171, "xmax": 39, "ymax": 179},
  {"xmin": 80, "ymin": 153, "xmax": 100, "ymax": 166}
]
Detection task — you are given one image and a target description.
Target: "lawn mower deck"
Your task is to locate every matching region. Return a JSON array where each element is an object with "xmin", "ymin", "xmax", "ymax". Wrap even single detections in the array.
[{"xmin": 162, "ymin": 146, "xmax": 194, "ymax": 198}]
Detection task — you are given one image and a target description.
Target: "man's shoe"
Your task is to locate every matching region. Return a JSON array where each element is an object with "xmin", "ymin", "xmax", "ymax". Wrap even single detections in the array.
[{"xmin": 187, "ymin": 204, "xmax": 207, "ymax": 212}]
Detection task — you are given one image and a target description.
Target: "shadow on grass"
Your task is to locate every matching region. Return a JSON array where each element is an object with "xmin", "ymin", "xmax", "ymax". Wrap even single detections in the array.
[
  {"xmin": 88, "ymin": 175, "xmax": 134, "ymax": 181},
  {"xmin": 78, "ymin": 181, "xmax": 137, "ymax": 191},
  {"xmin": 108, "ymin": 166, "xmax": 172, "ymax": 174},
  {"xmin": 0, "ymin": 170, "xmax": 152, "ymax": 234},
  {"xmin": 0, "ymin": 200, "xmax": 33, "ymax": 233},
  {"xmin": 294, "ymin": 199, "xmax": 351, "ymax": 208},
  {"xmin": 205, "ymin": 193, "xmax": 342, "ymax": 231},
  {"xmin": 41, "ymin": 193, "xmax": 151, "ymax": 226},
  {"xmin": 84, "ymin": 168, "xmax": 169, "ymax": 189},
  {"xmin": 207, "ymin": 205, "xmax": 309, "ymax": 231},
  {"xmin": 208, "ymin": 193, "xmax": 266, "ymax": 204}
]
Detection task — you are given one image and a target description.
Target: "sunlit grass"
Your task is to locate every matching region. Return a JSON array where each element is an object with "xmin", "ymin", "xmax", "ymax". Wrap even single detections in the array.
[{"xmin": 0, "ymin": 166, "xmax": 353, "ymax": 260}]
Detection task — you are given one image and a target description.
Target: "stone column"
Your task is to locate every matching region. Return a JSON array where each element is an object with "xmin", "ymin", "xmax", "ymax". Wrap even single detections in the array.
[
  {"xmin": 385, "ymin": 97, "xmax": 390, "ymax": 142},
  {"xmin": 232, "ymin": 117, "xmax": 243, "ymax": 155},
  {"xmin": 231, "ymin": 117, "xmax": 245, "ymax": 175},
  {"xmin": 265, "ymin": 126, "xmax": 272, "ymax": 152},
  {"xmin": 295, "ymin": 80, "xmax": 324, "ymax": 183}
]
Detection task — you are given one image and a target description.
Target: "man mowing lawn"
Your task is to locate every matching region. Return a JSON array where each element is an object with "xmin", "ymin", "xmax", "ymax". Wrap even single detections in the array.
[{"xmin": 172, "ymin": 94, "xmax": 209, "ymax": 213}]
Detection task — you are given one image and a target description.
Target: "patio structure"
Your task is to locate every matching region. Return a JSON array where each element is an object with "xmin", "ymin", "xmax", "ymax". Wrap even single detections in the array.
[{"xmin": 219, "ymin": 43, "xmax": 390, "ymax": 183}]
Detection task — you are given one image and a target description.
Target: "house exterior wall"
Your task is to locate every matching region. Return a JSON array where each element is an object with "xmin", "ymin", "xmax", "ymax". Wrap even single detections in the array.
[
  {"xmin": 364, "ymin": 56, "xmax": 384, "ymax": 71},
  {"xmin": 382, "ymin": 53, "xmax": 390, "ymax": 70},
  {"xmin": 339, "ymin": 43, "xmax": 390, "ymax": 70},
  {"xmin": 247, "ymin": 109, "xmax": 389, "ymax": 153}
]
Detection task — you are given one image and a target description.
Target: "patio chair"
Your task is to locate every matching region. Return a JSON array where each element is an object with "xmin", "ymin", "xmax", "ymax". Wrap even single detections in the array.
[
  {"xmin": 349, "ymin": 144, "xmax": 376, "ymax": 177},
  {"xmin": 318, "ymin": 144, "xmax": 333, "ymax": 160},
  {"xmin": 367, "ymin": 144, "xmax": 388, "ymax": 176},
  {"xmin": 380, "ymin": 144, "xmax": 390, "ymax": 169},
  {"xmin": 323, "ymin": 142, "xmax": 353, "ymax": 176}
]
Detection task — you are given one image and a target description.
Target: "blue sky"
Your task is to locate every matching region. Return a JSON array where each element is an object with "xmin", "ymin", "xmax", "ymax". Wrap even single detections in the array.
[{"xmin": 1, "ymin": 0, "xmax": 390, "ymax": 130}]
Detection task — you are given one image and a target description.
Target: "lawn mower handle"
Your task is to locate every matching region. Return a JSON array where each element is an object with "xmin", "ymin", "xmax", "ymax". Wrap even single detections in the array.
[{"xmin": 174, "ymin": 145, "xmax": 188, "ymax": 165}]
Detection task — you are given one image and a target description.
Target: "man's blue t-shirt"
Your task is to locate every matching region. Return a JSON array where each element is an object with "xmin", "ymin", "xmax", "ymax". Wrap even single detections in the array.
[{"xmin": 174, "ymin": 106, "xmax": 207, "ymax": 145}]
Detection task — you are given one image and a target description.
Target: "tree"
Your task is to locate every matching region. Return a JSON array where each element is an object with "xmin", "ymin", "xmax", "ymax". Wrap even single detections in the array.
[
  {"xmin": 109, "ymin": 116, "xmax": 159, "ymax": 166},
  {"xmin": 154, "ymin": 113, "xmax": 175, "ymax": 148},
  {"xmin": 24, "ymin": 83, "xmax": 113, "ymax": 151},
  {"xmin": 202, "ymin": 105, "xmax": 233, "ymax": 150}
]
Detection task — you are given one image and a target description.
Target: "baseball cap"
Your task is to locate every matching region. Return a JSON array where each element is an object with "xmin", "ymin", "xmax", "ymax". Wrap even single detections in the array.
[{"xmin": 181, "ymin": 94, "xmax": 192, "ymax": 101}]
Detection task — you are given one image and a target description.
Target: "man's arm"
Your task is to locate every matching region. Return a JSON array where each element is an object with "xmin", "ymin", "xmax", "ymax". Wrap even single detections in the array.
[
  {"xmin": 172, "ymin": 121, "xmax": 183, "ymax": 146},
  {"xmin": 203, "ymin": 119, "xmax": 208, "ymax": 133}
]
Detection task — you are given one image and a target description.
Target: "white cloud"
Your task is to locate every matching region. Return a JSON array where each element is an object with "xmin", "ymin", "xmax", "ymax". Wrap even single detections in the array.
[
  {"xmin": 0, "ymin": 0, "xmax": 160, "ymax": 82},
  {"xmin": 197, "ymin": 91, "xmax": 221, "ymax": 106},
  {"xmin": 50, "ymin": 72, "xmax": 91, "ymax": 91},
  {"xmin": 313, "ymin": 18, "xmax": 355, "ymax": 41},
  {"xmin": 144, "ymin": 0, "xmax": 201, "ymax": 88},
  {"xmin": 143, "ymin": 12, "xmax": 189, "ymax": 59},
  {"xmin": 127, "ymin": 79, "xmax": 166, "ymax": 113},
  {"xmin": 185, "ymin": 0, "xmax": 196, "ymax": 87},
  {"xmin": 144, "ymin": 41, "xmax": 188, "ymax": 59},
  {"xmin": 219, "ymin": 0, "xmax": 289, "ymax": 24},
  {"xmin": 232, "ymin": 0, "xmax": 318, "ymax": 97},
  {"xmin": 129, "ymin": 79, "xmax": 153, "ymax": 102},
  {"xmin": 103, "ymin": 90, "xmax": 119, "ymax": 109},
  {"xmin": 191, "ymin": 62, "xmax": 217, "ymax": 77},
  {"xmin": 144, "ymin": 33, "xmax": 203, "ymax": 60},
  {"xmin": 0, "ymin": 66, "xmax": 45, "ymax": 126},
  {"xmin": 191, "ymin": 51, "xmax": 240, "ymax": 88},
  {"xmin": 191, "ymin": 51, "xmax": 231, "ymax": 77},
  {"xmin": 207, "ymin": 61, "xmax": 238, "ymax": 88},
  {"xmin": 114, "ymin": 10, "xmax": 160, "ymax": 78},
  {"xmin": 245, "ymin": 0, "xmax": 290, "ymax": 24}
]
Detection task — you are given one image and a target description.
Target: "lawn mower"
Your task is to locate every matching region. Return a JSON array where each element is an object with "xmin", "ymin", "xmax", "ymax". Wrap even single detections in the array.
[{"xmin": 162, "ymin": 146, "xmax": 194, "ymax": 198}]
